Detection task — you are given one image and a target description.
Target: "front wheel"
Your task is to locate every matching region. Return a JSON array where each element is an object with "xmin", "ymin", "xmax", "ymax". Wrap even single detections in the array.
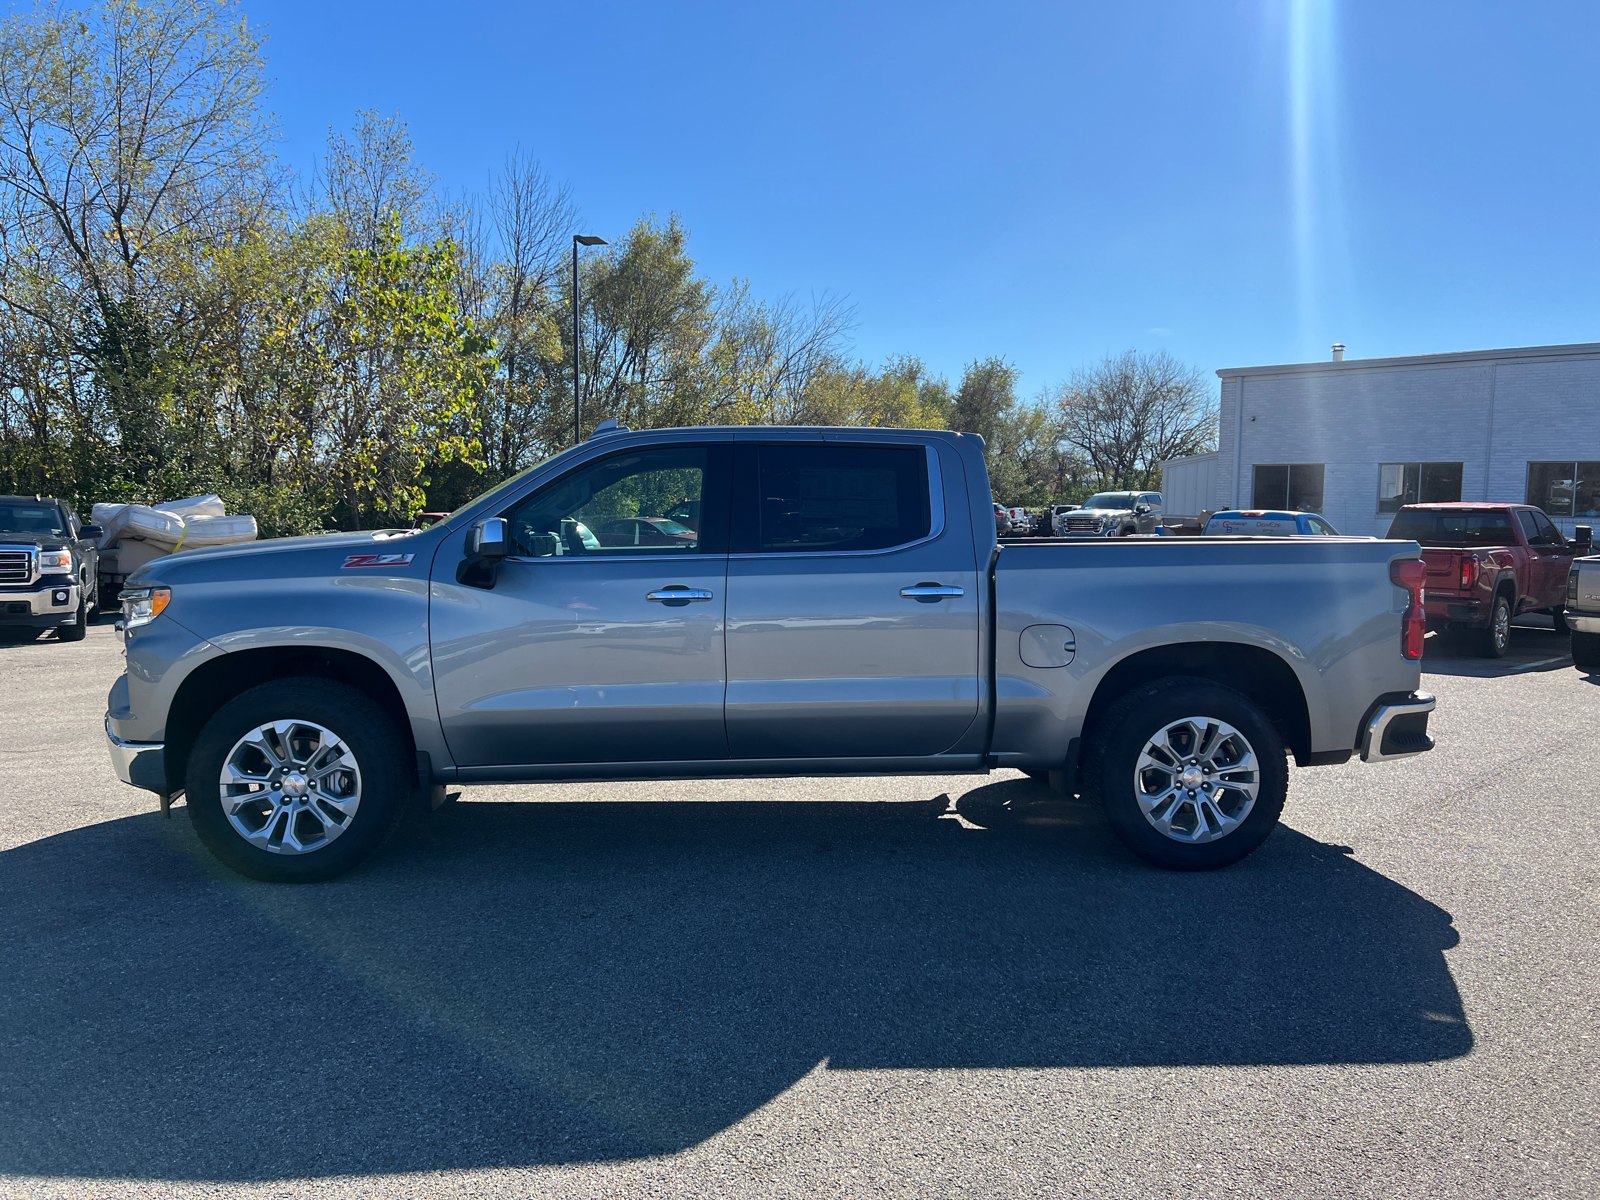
[
  {"xmin": 1082, "ymin": 678, "xmax": 1288, "ymax": 870},
  {"xmin": 186, "ymin": 677, "xmax": 408, "ymax": 883},
  {"xmin": 1478, "ymin": 594, "xmax": 1512, "ymax": 658},
  {"xmin": 56, "ymin": 594, "xmax": 87, "ymax": 641},
  {"xmin": 1574, "ymin": 630, "xmax": 1600, "ymax": 673}
]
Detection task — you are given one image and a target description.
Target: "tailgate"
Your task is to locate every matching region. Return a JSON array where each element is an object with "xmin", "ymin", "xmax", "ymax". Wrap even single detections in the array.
[{"xmin": 1420, "ymin": 548, "xmax": 1466, "ymax": 595}]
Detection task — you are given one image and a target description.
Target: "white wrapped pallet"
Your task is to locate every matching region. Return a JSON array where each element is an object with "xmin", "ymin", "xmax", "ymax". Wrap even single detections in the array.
[
  {"xmin": 159, "ymin": 493, "xmax": 226, "ymax": 519},
  {"xmin": 98, "ymin": 504, "xmax": 186, "ymax": 548},
  {"xmin": 178, "ymin": 514, "xmax": 257, "ymax": 547}
]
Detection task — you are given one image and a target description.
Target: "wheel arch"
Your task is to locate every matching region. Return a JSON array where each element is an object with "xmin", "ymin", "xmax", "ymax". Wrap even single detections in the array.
[
  {"xmin": 163, "ymin": 647, "xmax": 415, "ymax": 793},
  {"xmin": 1079, "ymin": 642, "xmax": 1313, "ymax": 766}
]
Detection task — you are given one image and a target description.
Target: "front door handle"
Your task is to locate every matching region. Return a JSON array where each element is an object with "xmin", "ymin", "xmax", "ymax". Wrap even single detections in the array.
[
  {"xmin": 900, "ymin": 583, "xmax": 965, "ymax": 600},
  {"xmin": 647, "ymin": 587, "xmax": 715, "ymax": 605}
]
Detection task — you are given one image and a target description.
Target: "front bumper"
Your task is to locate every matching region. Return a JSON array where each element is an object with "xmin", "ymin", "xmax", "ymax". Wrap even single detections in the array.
[
  {"xmin": 0, "ymin": 581, "xmax": 79, "ymax": 627},
  {"xmin": 105, "ymin": 713, "xmax": 166, "ymax": 793},
  {"xmin": 1360, "ymin": 691, "xmax": 1437, "ymax": 763}
]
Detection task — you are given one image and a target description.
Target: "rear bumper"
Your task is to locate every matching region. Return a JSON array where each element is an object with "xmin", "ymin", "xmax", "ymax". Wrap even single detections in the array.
[
  {"xmin": 1360, "ymin": 691, "xmax": 1437, "ymax": 763},
  {"xmin": 1570, "ymin": 614, "xmax": 1600, "ymax": 635},
  {"xmin": 105, "ymin": 713, "xmax": 166, "ymax": 793}
]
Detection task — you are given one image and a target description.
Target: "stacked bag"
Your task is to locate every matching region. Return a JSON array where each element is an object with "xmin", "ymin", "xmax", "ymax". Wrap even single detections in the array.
[{"xmin": 92, "ymin": 493, "xmax": 258, "ymax": 575}]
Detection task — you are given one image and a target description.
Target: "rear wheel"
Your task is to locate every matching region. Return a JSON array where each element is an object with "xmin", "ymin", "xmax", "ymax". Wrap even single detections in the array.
[
  {"xmin": 1574, "ymin": 631, "xmax": 1600, "ymax": 673},
  {"xmin": 186, "ymin": 677, "xmax": 408, "ymax": 883},
  {"xmin": 1478, "ymin": 593, "xmax": 1512, "ymax": 658},
  {"xmin": 1550, "ymin": 607, "xmax": 1571, "ymax": 634},
  {"xmin": 1083, "ymin": 678, "xmax": 1288, "ymax": 870}
]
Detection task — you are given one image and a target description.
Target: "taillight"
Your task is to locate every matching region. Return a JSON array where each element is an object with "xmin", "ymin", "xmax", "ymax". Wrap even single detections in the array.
[
  {"xmin": 1391, "ymin": 558, "xmax": 1427, "ymax": 661},
  {"xmin": 1459, "ymin": 555, "xmax": 1480, "ymax": 590}
]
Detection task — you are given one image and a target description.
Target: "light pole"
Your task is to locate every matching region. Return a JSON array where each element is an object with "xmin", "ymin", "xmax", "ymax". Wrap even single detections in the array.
[{"xmin": 571, "ymin": 234, "xmax": 607, "ymax": 444}]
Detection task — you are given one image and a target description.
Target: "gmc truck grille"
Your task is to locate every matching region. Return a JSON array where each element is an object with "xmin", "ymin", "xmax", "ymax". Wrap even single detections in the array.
[
  {"xmin": 0, "ymin": 550, "xmax": 32, "ymax": 583},
  {"xmin": 1065, "ymin": 517, "xmax": 1101, "ymax": 533}
]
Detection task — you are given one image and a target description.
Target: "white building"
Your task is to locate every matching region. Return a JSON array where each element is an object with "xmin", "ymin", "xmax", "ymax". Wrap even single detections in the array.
[{"xmin": 1207, "ymin": 341, "xmax": 1600, "ymax": 537}]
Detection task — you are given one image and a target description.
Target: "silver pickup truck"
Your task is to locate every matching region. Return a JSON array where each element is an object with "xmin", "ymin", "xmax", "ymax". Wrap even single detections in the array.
[
  {"xmin": 105, "ymin": 426, "xmax": 1436, "ymax": 883},
  {"xmin": 1567, "ymin": 552, "xmax": 1600, "ymax": 672}
]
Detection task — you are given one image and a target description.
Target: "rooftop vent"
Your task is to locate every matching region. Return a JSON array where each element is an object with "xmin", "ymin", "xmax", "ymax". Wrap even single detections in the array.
[{"xmin": 1331, "ymin": 343, "xmax": 1346, "ymax": 362}]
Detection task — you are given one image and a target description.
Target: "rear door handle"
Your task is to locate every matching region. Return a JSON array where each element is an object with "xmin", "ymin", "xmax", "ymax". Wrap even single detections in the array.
[
  {"xmin": 900, "ymin": 584, "xmax": 964, "ymax": 599},
  {"xmin": 647, "ymin": 587, "xmax": 714, "ymax": 603}
]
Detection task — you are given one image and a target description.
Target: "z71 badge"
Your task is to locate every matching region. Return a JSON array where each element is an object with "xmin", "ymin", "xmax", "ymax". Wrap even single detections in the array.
[{"xmin": 342, "ymin": 553, "xmax": 415, "ymax": 569}]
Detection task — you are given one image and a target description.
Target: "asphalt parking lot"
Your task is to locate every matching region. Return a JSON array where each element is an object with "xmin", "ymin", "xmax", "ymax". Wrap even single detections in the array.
[{"xmin": 0, "ymin": 615, "xmax": 1595, "ymax": 1199}]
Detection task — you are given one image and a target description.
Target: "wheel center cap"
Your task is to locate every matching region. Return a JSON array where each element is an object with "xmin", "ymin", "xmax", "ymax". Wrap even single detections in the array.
[
  {"xmin": 1179, "ymin": 765, "xmax": 1205, "ymax": 790},
  {"xmin": 281, "ymin": 772, "xmax": 309, "ymax": 798}
]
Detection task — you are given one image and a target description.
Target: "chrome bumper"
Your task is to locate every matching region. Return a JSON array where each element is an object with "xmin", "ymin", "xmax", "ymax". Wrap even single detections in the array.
[
  {"xmin": 1360, "ymin": 691, "xmax": 1437, "ymax": 763},
  {"xmin": 0, "ymin": 581, "xmax": 77, "ymax": 621},
  {"xmin": 105, "ymin": 713, "xmax": 166, "ymax": 793},
  {"xmin": 1570, "ymin": 614, "xmax": 1600, "ymax": 635}
]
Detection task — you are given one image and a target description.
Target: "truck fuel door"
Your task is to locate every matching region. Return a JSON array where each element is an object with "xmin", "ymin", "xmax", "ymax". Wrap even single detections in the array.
[{"xmin": 1020, "ymin": 623, "xmax": 1076, "ymax": 668}]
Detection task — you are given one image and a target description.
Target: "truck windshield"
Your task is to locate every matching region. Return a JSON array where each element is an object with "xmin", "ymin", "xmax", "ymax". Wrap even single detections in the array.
[
  {"xmin": 1084, "ymin": 493, "xmax": 1137, "ymax": 509},
  {"xmin": 1387, "ymin": 510, "xmax": 1516, "ymax": 546},
  {"xmin": 0, "ymin": 502, "xmax": 67, "ymax": 536}
]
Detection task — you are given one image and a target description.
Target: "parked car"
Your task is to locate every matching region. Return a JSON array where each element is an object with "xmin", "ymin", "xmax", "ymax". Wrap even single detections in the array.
[
  {"xmin": 594, "ymin": 516, "xmax": 698, "ymax": 548},
  {"xmin": 994, "ymin": 504, "xmax": 1013, "ymax": 536},
  {"xmin": 1563, "ymin": 540, "xmax": 1600, "ymax": 672},
  {"xmin": 1203, "ymin": 510, "xmax": 1341, "ymax": 537},
  {"xmin": 1049, "ymin": 504, "xmax": 1078, "ymax": 535},
  {"xmin": 106, "ymin": 426, "xmax": 1435, "ymax": 883},
  {"xmin": 1058, "ymin": 491, "xmax": 1163, "ymax": 537},
  {"xmin": 1385, "ymin": 503, "xmax": 1586, "ymax": 658},
  {"xmin": 0, "ymin": 495, "xmax": 101, "ymax": 641}
]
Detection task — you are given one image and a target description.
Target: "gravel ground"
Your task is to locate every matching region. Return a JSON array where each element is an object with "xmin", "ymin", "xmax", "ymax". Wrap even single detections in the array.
[{"xmin": 0, "ymin": 615, "xmax": 1594, "ymax": 1199}]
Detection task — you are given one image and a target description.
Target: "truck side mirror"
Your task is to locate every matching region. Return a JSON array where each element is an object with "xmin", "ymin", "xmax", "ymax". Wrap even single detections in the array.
[
  {"xmin": 1134, "ymin": 504, "xmax": 1150, "ymax": 515},
  {"xmin": 79, "ymin": 524, "xmax": 103, "ymax": 540},
  {"xmin": 1576, "ymin": 525, "xmax": 1594, "ymax": 553},
  {"xmin": 457, "ymin": 517, "xmax": 510, "ymax": 588}
]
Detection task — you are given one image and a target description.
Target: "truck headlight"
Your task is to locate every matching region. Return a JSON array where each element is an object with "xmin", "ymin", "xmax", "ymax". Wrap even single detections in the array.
[
  {"xmin": 38, "ymin": 549, "xmax": 71, "ymax": 569},
  {"xmin": 121, "ymin": 586, "xmax": 171, "ymax": 629}
]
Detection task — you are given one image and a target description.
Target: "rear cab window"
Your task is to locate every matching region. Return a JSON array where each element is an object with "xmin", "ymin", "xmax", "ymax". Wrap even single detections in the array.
[{"xmin": 1387, "ymin": 509, "xmax": 1517, "ymax": 546}]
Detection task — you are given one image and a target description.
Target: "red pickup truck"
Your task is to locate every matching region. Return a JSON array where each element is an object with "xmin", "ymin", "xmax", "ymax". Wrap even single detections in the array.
[{"xmin": 1386, "ymin": 503, "xmax": 1592, "ymax": 658}]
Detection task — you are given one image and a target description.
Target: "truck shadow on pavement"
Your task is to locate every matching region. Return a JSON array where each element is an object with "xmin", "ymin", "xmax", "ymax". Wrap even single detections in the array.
[
  {"xmin": 0, "ymin": 780, "xmax": 1471, "ymax": 1181},
  {"xmin": 1421, "ymin": 619, "xmax": 1572, "ymax": 678}
]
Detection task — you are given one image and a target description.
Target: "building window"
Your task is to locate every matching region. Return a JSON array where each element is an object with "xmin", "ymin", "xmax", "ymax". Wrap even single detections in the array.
[
  {"xmin": 1252, "ymin": 463, "xmax": 1324, "ymax": 512},
  {"xmin": 1526, "ymin": 462, "xmax": 1600, "ymax": 517},
  {"xmin": 1377, "ymin": 462, "xmax": 1464, "ymax": 512}
]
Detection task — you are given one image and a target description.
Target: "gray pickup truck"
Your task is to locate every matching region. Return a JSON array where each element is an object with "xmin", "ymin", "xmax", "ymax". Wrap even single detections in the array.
[
  {"xmin": 105, "ymin": 426, "xmax": 1436, "ymax": 883},
  {"xmin": 1567, "ymin": 552, "xmax": 1600, "ymax": 672}
]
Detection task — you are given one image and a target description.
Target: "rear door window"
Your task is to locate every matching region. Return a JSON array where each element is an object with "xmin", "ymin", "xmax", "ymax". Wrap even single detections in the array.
[{"xmin": 741, "ymin": 444, "xmax": 931, "ymax": 554}]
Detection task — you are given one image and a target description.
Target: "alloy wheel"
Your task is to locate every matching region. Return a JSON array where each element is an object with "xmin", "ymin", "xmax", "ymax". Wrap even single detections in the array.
[
  {"xmin": 218, "ymin": 719, "xmax": 362, "ymax": 854},
  {"xmin": 1132, "ymin": 715, "xmax": 1260, "ymax": 843}
]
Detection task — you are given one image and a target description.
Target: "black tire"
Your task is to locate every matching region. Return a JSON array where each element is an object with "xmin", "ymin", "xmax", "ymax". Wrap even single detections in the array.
[
  {"xmin": 1574, "ymin": 631, "xmax": 1600, "ymax": 674},
  {"xmin": 56, "ymin": 594, "xmax": 87, "ymax": 641},
  {"xmin": 185, "ymin": 677, "xmax": 408, "ymax": 883},
  {"xmin": 1478, "ymin": 593, "xmax": 1512, "ymax": 658},
  {"xmin": 1082, "ymin": 677, "xmax": 1288, "ymax": 871},
  {"xmin": 1550, "ymin": 607, "xmax": 1571, "ymax": 634}
]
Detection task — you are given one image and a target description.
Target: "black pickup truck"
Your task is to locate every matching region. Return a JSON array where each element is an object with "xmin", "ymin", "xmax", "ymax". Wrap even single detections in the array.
[{"xmin": 0, "ymin": 495, "xmax": 102, "ymax": 641}]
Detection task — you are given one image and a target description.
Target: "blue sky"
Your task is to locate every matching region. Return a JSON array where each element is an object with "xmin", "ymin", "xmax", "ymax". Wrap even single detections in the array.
[{"xmin": 247, "ymin": 0, "xmax": 1599, "ymax": 395}]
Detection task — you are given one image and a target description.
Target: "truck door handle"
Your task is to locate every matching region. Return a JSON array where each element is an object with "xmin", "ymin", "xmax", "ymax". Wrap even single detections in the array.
[
  {"xmin": 646, "ymin": 587, "xmax": 714, "ymax": 604},
  {"xmin": 900, "ymin": 583, "xmax": 964, "ymax": 600}
]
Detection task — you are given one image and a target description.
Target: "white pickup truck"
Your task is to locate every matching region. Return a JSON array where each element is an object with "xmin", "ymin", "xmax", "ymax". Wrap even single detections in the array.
[{"xmin": 106, "ymin": 426, "xmax": 1436, "ymax": 883}]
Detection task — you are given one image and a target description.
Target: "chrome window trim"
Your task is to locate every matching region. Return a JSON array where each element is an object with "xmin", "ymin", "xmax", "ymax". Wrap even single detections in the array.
[
  {"xmin": 732, "ymin": 442, "xmax": 946, "ymax": 561},
  {"xmin": 501, "ymin": 552, "xmax": 729, "ymax": 565}
]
